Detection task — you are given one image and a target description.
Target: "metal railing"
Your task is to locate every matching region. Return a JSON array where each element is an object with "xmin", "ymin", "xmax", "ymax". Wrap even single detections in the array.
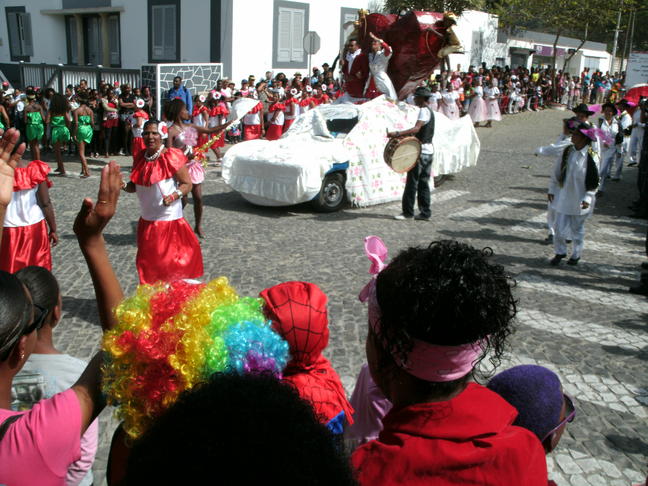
[{"xmin": 16, "ymin": 62, "xmax": 140, "ymax": 91}]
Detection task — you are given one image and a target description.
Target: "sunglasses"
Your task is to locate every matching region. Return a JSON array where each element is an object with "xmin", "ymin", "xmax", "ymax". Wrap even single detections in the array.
[{"xmin": 541, "ymin": 394, "xmax": 576, "ymax": 443}]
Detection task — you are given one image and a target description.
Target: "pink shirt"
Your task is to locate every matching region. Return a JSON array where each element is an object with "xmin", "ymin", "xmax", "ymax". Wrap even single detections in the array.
[{"xmin": 0, "ymin": 389, "xmax": 81, "ymax": 486}]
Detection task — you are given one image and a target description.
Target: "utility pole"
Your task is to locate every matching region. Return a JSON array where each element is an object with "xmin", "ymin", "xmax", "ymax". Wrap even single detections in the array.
[
  {"xmin": 609, "ymin": 0, "xmax": 624, "ymax": 75},
  {"xmin": 620, "ymin": 9, "xmax": 631, "ymax": 72}
]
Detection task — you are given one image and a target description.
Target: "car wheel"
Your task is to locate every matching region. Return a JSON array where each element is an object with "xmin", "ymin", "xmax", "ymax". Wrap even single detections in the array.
[
  {"xmin": 312, "ymin": 172, "xmax": 347, "ymax": 212},
  {"xmin": 434, "ymin": 174, "xmax": 448, "ymax": 187}
]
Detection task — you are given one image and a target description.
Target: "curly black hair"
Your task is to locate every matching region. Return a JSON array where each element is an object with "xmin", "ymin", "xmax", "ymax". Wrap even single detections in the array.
[
  {"xmin": 375, "ymin": 240, "xmax": 516, "ymax": 385},
  {"xmin": 123, "ymin": 373, "xmax": 357, "ymax": 486}
]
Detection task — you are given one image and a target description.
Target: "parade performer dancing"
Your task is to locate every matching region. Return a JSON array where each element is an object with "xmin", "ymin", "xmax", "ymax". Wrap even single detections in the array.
[
  {"xmin": 207, "ymin": 91, "xmax": 229, "ymax": 163},
  {"xmin": 165, "ymin": 99, "xmax": 229, "ymax": 238},
  {"xmin": 364, "ymin": 32, "xmax": 397, "ymax": 100},
  {"xmin": 548, "ymin": 123, "xmax": 600, "ymax": 266},
  {"xmin": 0, "ymin": 157, "xmax": 57, "ymax": 272},
  {"xmin": 24, "ymin": 90, "xmax": 45, "ymax": 161},
  {"xmin": 122, "ymin": 120, "xmax": 203, "ymax": 284}
]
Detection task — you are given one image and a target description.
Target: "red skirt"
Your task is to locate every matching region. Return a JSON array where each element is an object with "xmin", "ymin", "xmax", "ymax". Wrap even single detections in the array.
[
  {"xmin": 0, "ymin": 220, "xmax": 51, "ymax": 273},
  {"xmin": 214, "ymin": 133, "xmax": 226, "ymax": 148},
  {"xmin": 265, "ymin": 124, "xmax": 283, "ymax": 141},
  {"xmin": 283, "ymin": 119, "xmax": 295, "ymax": 133},
  {"xmin": 243, "ymin": 124, "xmax": 261, "ymax": 141},
  {"xmin": 132, "ymin": 137, "xmax": 145, "ymax": 159},
  {"xmin": 136, "ymin": 218, "xmax": 203, "ymax": 285}
]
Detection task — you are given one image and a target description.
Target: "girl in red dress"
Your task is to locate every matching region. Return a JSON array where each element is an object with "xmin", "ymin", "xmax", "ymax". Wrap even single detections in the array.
[
  {"xmin": 265, "ymin": 99, "xmax": 286, "ymax": 141},
  {"xmin": 192, "ymin": 95, "xmax": 210, "ymax": 147},
  {"xmin": 131, "ymin": 99, "xmax": 149, "ymax": 159},
  {"xmin": 208, "ymin": 91, "xmax": 229, "ymax": 163},
  {"xmin": 242, "ymin": 99, "xmax": 265, "ymax": 141},
  {"xmin": 122, "ymin": 121, "xmax": 203, "ymax": 284},
  {"xmin": 0, "ymin": 158, "xmax": 57, "ymax": 272},
  {"xmin": 283, "ymin": 88, "xmax": 300, "ymax": 133},
  {"xmin": 300, "ymin": 86, "xmax": 315, "ymax": 113}
]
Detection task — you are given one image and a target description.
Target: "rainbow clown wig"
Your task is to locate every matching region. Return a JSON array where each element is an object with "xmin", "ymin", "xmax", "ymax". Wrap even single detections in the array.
[{"xmin": 102, "ymin": 278, "xmax": 289, "ymax": 439}]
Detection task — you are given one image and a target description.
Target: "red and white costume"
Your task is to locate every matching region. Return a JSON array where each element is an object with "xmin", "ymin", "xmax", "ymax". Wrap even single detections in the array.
[
  {"xmin": 300, "ymin": 97, "xmax": 314, "ymax": 113},
  {"xmin": 0, "ymin": 160, "xmax": 52, "ymax": 272},
  {"xmin": 171, "ymin": 127, "xmax": 204, "ymax": 185},
  {"xmin": 131, "ymin": 110, "xmax": 149, "ymax": 159},
  {"xmin": 130, "ymin": 148, "xmax": 203, "ymax": 284},
  {"xmin": 208, "ymin": 102, "xmax": 229, "ymax": 148},
  {"xmin": 283, "ymin": 94, "xmax": 300, "ymax": 133},
  {"xmin": 313, "ymin": 93, "xmax": 330, "ymax": 106},
  {"xmin": 265, "ymin": 103, "xmax": 285, "ymax": 141},
  {"xmin": 242, "ymin": 102, "xmax": 264, "ymax": 140},
  {"xmin": 192, "ymin": 105, "xmax": 209, "ymax": 146}
]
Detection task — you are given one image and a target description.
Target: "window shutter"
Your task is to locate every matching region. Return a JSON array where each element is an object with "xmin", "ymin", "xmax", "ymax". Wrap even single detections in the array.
[
  {"xmin": 7, "ymin": 12, "xmax": 21, "ymax": 57},
  {"xmin": 152, "ymin": 6, "xmax": 164, "ymax": 59},
  {"xmin": 277, "ymin": 8, "xmax": 292, "ymax": 63},
  {"xmin": 291, "ymin": 10, "xmax": 304, "ymax": 62},
  {"xmin": 163, "ymin": 5, "xmax": 176, "ymax": 60},
  {"xmin": 109, "ymin": 16, "xmax": 120, "ymax": 65},
  {"xmin": 19, "ymin": 13, "xmax": 33, "ymax": 56}
]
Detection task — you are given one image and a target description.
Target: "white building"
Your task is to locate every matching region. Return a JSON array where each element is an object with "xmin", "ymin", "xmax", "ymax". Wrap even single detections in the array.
[
  {"xmin": 0, "ymin": 0, "xmax": 368, "ymax": 84},
  {"xmin": 449, "ymin": 10, "xmax": 610, "ymax": 76}
]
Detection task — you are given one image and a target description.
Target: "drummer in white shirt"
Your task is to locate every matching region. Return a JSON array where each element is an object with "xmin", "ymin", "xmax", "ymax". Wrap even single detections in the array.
[{"xmin": 388, "ymin": 87, "xmax": 436, "ymax": 221}]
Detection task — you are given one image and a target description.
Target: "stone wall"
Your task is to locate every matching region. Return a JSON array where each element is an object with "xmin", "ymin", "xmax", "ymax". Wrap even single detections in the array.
[{"xmin": 141, "ymin": 63, "xmax": 223, "ymax": 118}]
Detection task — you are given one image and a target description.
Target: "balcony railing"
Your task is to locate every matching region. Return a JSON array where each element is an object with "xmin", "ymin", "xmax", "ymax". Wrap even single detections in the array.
[{"xmin": 11, "ymin": 62, "xmax": 140, "ymax": 91}]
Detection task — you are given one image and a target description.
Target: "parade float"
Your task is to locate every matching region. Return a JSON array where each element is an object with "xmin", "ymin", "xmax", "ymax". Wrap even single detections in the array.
[{"xmin": 223, "ymin": 9, "xmax": 480, "ymax": 212}]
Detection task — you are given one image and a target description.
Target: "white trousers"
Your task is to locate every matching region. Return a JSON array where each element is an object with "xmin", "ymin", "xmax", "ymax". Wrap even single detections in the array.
[
  {"xmin": 599, "ymin": 149, "xmax": 617, "ymax": 191},
  {"xmin": 547, "ymin": 202, "xmax": 556, "ymax": 236},
  {"xmin": 629, "ymin": 128, "xmax": 644, "ymax": 164},
  {"xmin": 554, "ymin": 213, "xmax": 588, "ymax": 259}
]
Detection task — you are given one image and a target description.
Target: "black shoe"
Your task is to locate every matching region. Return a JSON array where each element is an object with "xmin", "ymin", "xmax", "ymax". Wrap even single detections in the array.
[
  {"xmin": 628, "ymin": 162, "xmax": 638, "ymax": 167},
  {"xmin": 544, "ymin": 234, "xmax": 554, "ymax": 244},
  {"xmin": 550, "ymin": 254, "xmax": 566, "ymax": 266},
  {"xmin": 629, "ymin": 285, "xmax": 648, "ymax": 296},
  {"xmin": 566, "ymin": 240, "xmax": 572, "ymax": 244},
  {"xmin": 414, "ymin": 214, "xmax": 431, "ymax": 221},
  {"xmin": 641, "ymin": 262, "xmax": 648, "ymax": 270},
  {"xmin": 567, "ymin": 257, "xmax": 580, "ymax": 265}
]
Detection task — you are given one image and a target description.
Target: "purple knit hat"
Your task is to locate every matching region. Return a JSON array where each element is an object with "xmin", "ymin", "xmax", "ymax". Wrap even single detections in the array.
[{"xmin": 487, "ymin": 365, "xmax": 563, "ymax": 442}]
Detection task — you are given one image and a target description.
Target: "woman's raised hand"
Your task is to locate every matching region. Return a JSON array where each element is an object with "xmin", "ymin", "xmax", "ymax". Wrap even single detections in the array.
[{"xmin": 0, "ymin": 128, "xmax": 25, "ymax": 208}]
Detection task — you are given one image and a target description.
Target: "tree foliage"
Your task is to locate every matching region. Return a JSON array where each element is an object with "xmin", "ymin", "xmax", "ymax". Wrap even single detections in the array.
[{"xmin": 382, "ymin": 0, "xmax": 485, "ymax": 15}]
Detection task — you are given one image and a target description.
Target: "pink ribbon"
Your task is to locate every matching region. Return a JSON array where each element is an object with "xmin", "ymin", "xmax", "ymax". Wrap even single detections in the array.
[{"xmin": 359, "ymin": 236, "xmax": 484, "ymax": 382}]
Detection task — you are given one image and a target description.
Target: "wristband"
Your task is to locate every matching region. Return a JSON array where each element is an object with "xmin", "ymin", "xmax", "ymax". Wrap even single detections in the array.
[{"xmin": 175, "ymin": 189, "xmax": 183, "ymax": 199}]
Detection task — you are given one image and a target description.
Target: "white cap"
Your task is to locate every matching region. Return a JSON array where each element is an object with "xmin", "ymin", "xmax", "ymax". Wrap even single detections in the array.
[{"xmin": 198, "ymin": 94, "xmax": 206, "ymax": 103}]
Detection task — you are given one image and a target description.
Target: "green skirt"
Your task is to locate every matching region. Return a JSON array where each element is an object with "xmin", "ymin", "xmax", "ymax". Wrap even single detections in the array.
[
  {"xmin": 76, "ymin": 125, "xmax": 93, "ymax": 144},
  {"xmin": 26, "ymin": 123, "xmax": 45, "ymax": 142},
  {"xmin": 51, "ymin": 126, "xmax": 71, "ymax": 144}
]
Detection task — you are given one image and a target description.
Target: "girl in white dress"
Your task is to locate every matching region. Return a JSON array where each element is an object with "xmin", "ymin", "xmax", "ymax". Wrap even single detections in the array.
[
  {"xmin": 364, "ymin": 32, "xmax": 397, "ymax": 100},
  {"xmin": 440, "ymin": 84, "xmax": 461, "ymax": 120},
  {"xmin": 485, "ymin": 81, "xmax": 502, "ymax": 127},
  {"xmin": 468, "ymin": 79, "xmax": 487, "ymax": 127}
]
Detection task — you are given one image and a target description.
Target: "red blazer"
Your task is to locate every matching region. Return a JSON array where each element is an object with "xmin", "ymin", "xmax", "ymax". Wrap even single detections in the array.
[{"xmin": 343, "ymin": 51, "xmax": 369, "ymax": 98}]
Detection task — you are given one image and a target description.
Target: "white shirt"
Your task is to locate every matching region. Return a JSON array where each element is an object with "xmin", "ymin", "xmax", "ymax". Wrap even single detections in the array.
[
  {"xmin": 345, "ymin": 49, "xmax": 361, "ymax": 73},
  {"xmin": 598, "ymin": 117, "xmax": 619, "ymax": 153},
  {"xmin": 271, "ymin": 109, "xmax": 285, "ymax": 125},
  {"xmin": 549, "ymin": 144, "xmax": 597, "ymax": 216},
  {"xmin": 4, "ymin": 187, "xmax": 44, "ymax": 227},
  {"xmin": 417, "ymin": 106, "xmax": 434, "ymax": 156},
  {"xmin": 243, "ymin": 111, "xmax": 261, "ymax": 125},
  {"xmin": 135, "ymin": 177, "xmax": 183, "ymax": 221},
  {"xmin": 618, "ymin": 112, "xmax": 632, "ymax": 133}
]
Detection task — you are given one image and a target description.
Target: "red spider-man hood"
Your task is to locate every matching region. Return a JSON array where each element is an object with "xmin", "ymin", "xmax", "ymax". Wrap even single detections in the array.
[{"xmin": 260, "ymin": 281, "xmax": 329, "ymax": 370}]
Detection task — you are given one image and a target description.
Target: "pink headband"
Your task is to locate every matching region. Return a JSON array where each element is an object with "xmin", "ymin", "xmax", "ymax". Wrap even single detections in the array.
[{"xmin": 359, "ymin": 236, "xmax": 484, "ymax": 382}]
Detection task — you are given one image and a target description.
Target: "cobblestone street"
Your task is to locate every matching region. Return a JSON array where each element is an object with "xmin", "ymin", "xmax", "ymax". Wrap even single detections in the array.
[{"xmin": 40, "ymin": 108, "xmax": 647, "ymax": 485}]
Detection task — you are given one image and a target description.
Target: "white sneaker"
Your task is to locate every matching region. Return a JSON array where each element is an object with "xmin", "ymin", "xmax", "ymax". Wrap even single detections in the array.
[{"xmin": 394, "ymin": 213, "xmax": 413, "ymax": 220}]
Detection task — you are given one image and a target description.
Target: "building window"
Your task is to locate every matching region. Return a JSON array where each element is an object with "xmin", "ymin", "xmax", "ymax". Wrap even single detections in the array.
[
  {"xmin": 149, "ymin": 0, "xmax": 180, "ymax": 63},
  {"xmin": 340, "ymin": 7, "xmax": 357, "ymax": 49},
  {"xmin": 273, "ymin": 1, "xmax": 309, "ymax": 69},
  {"xmin": 108, "ymin": 15, "xmax": 121, "ymax": 66},
  {"xmin": 65, "ymin": 16, "xmax": 79, "ymax": 65},
  {"xmin": 5, "ymin": 7, "xmax": 33, "ymax": 61}
]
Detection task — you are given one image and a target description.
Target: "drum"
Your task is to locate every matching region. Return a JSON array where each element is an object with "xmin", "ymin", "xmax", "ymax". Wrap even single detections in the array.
[{"xmin": 384, "ymin": 136, "xmax": 421, "ymax": 173}]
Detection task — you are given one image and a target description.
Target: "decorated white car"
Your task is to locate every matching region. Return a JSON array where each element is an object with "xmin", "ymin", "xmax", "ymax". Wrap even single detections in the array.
[{"xmin": 222, "ymin": 97, "xmax": 480, "ymax": 211}]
